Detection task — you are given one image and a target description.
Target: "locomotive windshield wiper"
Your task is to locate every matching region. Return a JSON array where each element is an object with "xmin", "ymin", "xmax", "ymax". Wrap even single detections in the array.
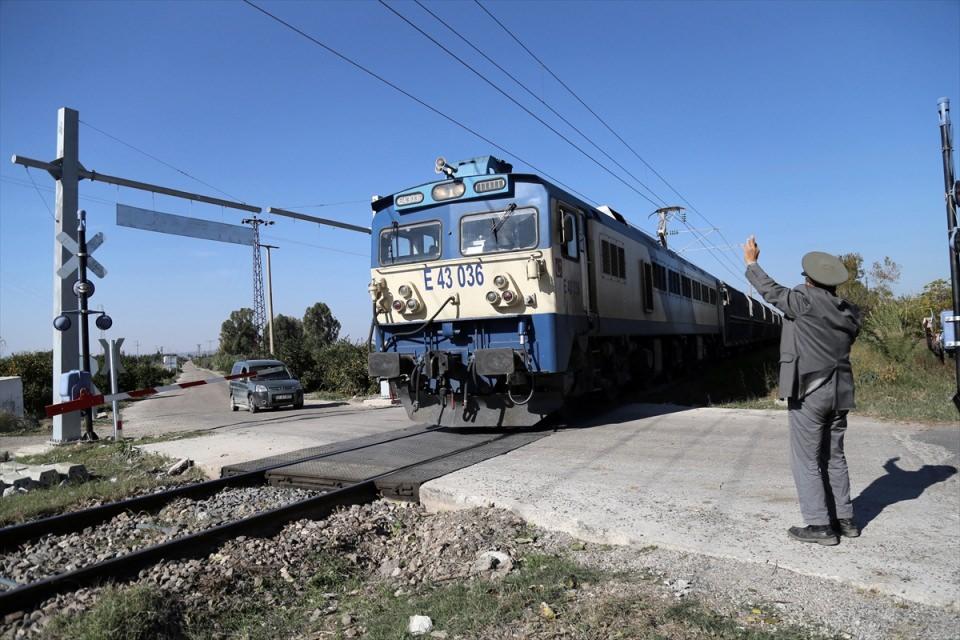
[{"xmin": 491, "ymin": 203, "xmax": 517, "ymax": 240}]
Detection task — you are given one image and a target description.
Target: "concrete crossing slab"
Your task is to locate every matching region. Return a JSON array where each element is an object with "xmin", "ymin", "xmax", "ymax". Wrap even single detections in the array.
[{"xmin": 420, "ymin": 404, "xmax": 960, "ymax": 608}]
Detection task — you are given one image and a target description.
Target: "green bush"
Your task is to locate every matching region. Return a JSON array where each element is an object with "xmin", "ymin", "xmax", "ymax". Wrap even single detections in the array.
[
  {"xmin": 92, "ymin": 354, "xmax": 177, "ymax": 395},
  {"xmin": 861, "ymin": 301, "xmax": 919, "ymax": 362},
  {"xmin": 311, "ymin": 340, "xmax": 376, "ymax": 396},
  {"xmin": 0, "ymin": 351, "xmax": 53, "ymax": 418}
]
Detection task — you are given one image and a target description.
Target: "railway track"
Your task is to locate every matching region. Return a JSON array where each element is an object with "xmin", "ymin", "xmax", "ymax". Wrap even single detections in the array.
[{"xmin": 0, "ymin": 426, "xmax": 526, "ymax": 616}]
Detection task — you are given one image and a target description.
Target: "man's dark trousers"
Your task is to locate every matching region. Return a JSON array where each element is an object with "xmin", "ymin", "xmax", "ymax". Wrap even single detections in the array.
[{"xmin": 788, "ymin": 379, "xmax": 853, "ymax": 525}]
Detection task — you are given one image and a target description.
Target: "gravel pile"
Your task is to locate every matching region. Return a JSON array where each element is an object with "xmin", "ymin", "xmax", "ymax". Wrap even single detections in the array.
[{"xmin": 0, "ymin": 485, "xmax": 316, "ymax": 591}]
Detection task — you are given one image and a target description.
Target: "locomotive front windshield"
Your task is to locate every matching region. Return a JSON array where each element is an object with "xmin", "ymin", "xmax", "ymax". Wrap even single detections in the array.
[
  {"xmin": 379, "ymin": 221, "xmax": 442, "ymax": 265},
  {"xmin": 460, "ymin": 207, "xmax": 537, "ymax": 255}
]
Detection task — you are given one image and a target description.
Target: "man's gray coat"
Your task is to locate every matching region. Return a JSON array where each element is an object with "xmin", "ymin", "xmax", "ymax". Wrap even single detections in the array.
[{"xmin": 745, "ymin": 263, "xmax": 862, "ymax": 409}]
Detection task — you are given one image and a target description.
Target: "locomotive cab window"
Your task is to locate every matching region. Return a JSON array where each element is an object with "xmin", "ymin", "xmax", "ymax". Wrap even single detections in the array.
[
  {"xmin": 379, "ymin": 221, "xmax": 442, "ymax": 266},
  {"xmin": 461, "ymin": 206, "xmax": 538, "ymax": 255},
  {"xmin": 558, "ymin": 208, "xmax": 579, "ymax": 260}
]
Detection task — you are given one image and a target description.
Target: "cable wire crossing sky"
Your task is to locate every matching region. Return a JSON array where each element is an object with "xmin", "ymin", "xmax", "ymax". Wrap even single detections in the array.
[{"xmin": 0, "ymin": 0, "xmax": 957, "ymax": 354}]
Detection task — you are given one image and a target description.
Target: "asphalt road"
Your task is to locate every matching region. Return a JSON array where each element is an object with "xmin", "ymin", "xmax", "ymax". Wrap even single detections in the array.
[{"xmin": 128, "ymin": 362, "xmax": 413, "ymax": 475}]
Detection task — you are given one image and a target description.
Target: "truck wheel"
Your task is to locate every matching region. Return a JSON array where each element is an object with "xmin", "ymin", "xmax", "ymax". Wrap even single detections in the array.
[{"xmin": 248, "ymin": 394, "xmax": 259, "ymax": 413}]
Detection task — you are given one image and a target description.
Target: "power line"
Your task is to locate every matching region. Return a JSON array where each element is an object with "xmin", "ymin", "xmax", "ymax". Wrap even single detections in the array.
[
  {"xmin": 410, "ymin": 0, "xmax": 668, "ymax": 208},
  {"xmin": 240, "ymin": 0, "xmax": 598, "ymax": 206},
  {"xmin": 22, "ymin": 167, "xmax": 56, "ymax": 222},
  {"xmin": 0, "ymin": 175, "xmax": 116, "ymax": 206},
  {"xmin": 273, "ymin": 200, "xmax": 369, "ymax": 209},
  {"xmin": 379, "ymin": 0, "xmax": 663, "ymax": 209},
  {"xmin": 261, "ymin": 233, "xmax": 367, "ymax": 257},
  {"xmin": 80, "ymin": 120, "xmax": 249, "ymax": 204},
  {"xmin": 474, "ymin": 0, "xmax": 747, "ymax": 283}
]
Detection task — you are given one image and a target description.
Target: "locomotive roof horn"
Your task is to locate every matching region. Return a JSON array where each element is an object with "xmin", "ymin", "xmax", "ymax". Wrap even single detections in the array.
[{"xmin": 435, "ymin": 156, "xmax": 458, "ymax": 178}]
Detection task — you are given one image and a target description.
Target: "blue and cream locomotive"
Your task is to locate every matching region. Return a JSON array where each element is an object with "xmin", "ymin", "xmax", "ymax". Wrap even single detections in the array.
[{"xmin": 367, "ymin": 156, "xmax": 779, "ymax": 427}]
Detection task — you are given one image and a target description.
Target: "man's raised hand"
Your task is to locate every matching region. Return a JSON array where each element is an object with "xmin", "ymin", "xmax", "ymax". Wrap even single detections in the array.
[{"xmin": 744, "ymin": 235, "xmax": 760, "ymax": 265}]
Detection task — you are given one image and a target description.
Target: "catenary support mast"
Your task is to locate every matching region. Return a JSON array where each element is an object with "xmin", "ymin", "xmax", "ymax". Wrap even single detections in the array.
[
  {"xmin": 937, "ymin": 97, "xmax": 960, "ymax": 411},
  {"xmin": 51, "ymin": 109, "xmax": 81, "ymax": 442}
]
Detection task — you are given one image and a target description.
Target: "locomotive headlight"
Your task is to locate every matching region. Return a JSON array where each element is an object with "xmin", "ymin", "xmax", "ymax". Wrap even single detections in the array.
[
  {"xmin": 501, "ymin": 290, "xmax": 516, "ymax": 304},
  {"xmin": 431, "ymin": 181, "xmax": 466, "ymax": 201},
  {"xmin": 485, "ymin": 290, "xmax": 500, "ymax": 304},
  {"xmin": 405, "ymin": 298, "xmax": 421, "ymax": 312},
  {"xmin": 391, "ymin": 299, "xmax": 405, "ymax": 312},
  {"xmin": 493, "ymin": 274, "xmax": 508, "ymax": 290},
  {"xmin": 398, "ymin": 284, "xmax": 412, "ymax": 298}
]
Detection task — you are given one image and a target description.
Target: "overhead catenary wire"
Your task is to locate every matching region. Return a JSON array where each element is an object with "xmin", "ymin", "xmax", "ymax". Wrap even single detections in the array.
[
  {"xmin": 0, "ymin": 175, "xmax": 116, "ymax": 207},
  {"xmin": 22, "ymin": 167, "xmax": 56, "ymax": 222},
  {"xmin": 80, "ymin": 120, "xmax": 248, "ymax": 204},
  {"xmin": 240, "ymin": 0, "xmax": 598, "ymax": 207},
  {"xmin": 378, "ymin": 0, "xmax": 663, "ymax": 209},
  {"xmin": 474, "ymin": 0, "xmax": 749, "ymax": 283},
  {"xmin": 410, "ymin": 0, "xmax": 669, "ymax": 208},
  {"xmin": 403, "ymin": 1, "xmax": 752, "ymax": 289}
]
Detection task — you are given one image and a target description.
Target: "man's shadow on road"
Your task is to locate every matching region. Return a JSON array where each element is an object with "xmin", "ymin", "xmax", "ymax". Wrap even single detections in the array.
[{"xmin": 853, "ymin": 457, "xmax": 957, "ymax": 530}]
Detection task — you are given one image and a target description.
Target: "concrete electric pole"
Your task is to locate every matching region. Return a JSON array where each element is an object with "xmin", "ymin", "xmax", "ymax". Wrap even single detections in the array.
[{"xmin": 51, "ymin": 108, "xmax": 81, "ymax": 443}]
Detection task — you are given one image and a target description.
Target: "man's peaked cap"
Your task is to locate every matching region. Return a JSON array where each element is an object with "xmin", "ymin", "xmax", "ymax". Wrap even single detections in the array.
[{"xmin": 801, "ymin": 251, "xmax": 849, "ymax": 287}]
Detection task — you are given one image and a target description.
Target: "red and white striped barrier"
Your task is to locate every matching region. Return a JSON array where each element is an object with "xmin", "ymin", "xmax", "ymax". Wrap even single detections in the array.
[{"xmin": 44, "ymin": 367, "xmax": 282, "ymax": 418}]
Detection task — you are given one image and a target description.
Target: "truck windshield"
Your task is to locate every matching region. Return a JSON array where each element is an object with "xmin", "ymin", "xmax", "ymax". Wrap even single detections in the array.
[
  {"xmin": 379, "ymin": 221, "xmax": 442, "ymax": 265},
  {"xmin": 460, "ymin": 206, "xmax": 537, "ymax": 255}
]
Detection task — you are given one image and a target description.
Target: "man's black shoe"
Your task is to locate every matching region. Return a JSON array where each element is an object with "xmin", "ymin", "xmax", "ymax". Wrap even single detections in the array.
[
  {"xmin": 787, "ymin": 525, "xmax": 839, "ymax": 546},
  {"xmin": 836, "ymin": 518, "xmax": 860, "ymax": 538}
]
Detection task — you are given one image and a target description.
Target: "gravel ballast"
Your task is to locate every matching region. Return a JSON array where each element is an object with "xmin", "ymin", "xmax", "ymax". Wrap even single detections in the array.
[
  {"xmin": 1, "ymin": 500, "xmax": 956, "ymax": 639},
  {"xmin": 0, "ymin": 485, "xmax": 317, "ymax": 591}
]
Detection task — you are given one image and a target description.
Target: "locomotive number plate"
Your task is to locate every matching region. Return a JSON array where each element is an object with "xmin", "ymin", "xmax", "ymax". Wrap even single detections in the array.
[{"xmin": 423, "ymin": 264, "xmax": 485, "ymax": 291}]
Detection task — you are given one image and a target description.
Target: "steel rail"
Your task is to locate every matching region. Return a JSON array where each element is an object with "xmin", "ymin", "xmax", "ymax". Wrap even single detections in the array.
[
  {"xmin": 0, "ymin": 430, "xmax": 515, "ymax": 616},
  {"xmin": 0, "ymin": 482, "xmax": 378, "ymax": 615},
  {"xmin": 0, "ymin": 425, "xmax": 435, "ymax": 551}
]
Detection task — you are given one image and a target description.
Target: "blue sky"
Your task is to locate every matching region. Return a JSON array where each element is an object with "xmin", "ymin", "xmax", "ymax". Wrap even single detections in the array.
[{"xmin": 1, "ymin": 0, "xmax": 958, "ymax": 355}]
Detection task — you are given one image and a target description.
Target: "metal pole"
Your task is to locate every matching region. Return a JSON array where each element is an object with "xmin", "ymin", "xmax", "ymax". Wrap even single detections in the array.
[
  {"xmin": 76, "ymin": 209, "xmax": 96, "ymax": 439},
  {"xmin": 52, "ymin": 108, "xmax": 81, "ymax": 443},
  {"xmin": 108, "ymin": 341, "xmax": 121, "ymax": 441},
  {"xmin": 937, "ymin": 97, "xmax": 960, "ymax": 411},
  {"xmin": 263, "ymin": 245, "xmax": 277, "ymax": 355}
]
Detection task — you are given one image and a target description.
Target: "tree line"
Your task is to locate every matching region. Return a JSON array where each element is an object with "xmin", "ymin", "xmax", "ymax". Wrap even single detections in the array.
[{"xmin": 208, "ymin": 302, "xmax": 375, "ymax": 397}]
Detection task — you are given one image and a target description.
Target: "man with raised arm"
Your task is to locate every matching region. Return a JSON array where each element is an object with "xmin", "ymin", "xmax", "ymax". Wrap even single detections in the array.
[{"xmin": 743, "ymin": 236, "xmax": 863, "ymax": 546}]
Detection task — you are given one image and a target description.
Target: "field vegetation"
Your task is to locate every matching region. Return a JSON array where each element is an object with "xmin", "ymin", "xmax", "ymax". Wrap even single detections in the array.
[
  {"xmin": 197, "ymin": 301, "xmax": 375, "ymax": 397},
  {"xmin": 49, "ymin": 550, "xmax": 825, "ymax": 640},
  {"xmin": 0, "ymin": 439, "xmax": 204, "ymax": 526},
  {"xmin": 0, "ymin": 351, "xmax": 177, "ymax": 423}
]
